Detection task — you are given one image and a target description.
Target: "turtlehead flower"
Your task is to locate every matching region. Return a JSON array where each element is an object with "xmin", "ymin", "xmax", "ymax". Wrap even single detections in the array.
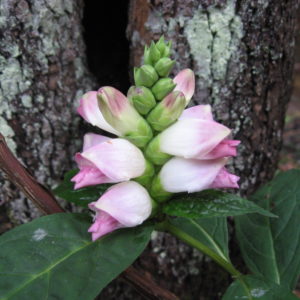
[
  {"xmin": 77, "ymin": 91, "xmax": 120, "ymax": 135},
  {"xmin": 152, "ymin": 157, "xmax": 239, "ymax": 196},
  {"xmin": 71, "ymin": 133, "xmax": 146, "ymax": 189},
  {"xmin": 146, "ymin": 118, "xmax": 231, "ymax": 164},
  {"xmin": 97, "ymin": 86, "xmax": 153, "ymax": 147},
  {"xmin": 173, "ymin": 69, "xmax": 195, "ymax": 105},
  {"xmin": 179, "ymin": 105, "xmax": 240, "ymax": 159},
  {"xmin": 88, "ymin": 181, "xmax": 152, "ymax": 241}
]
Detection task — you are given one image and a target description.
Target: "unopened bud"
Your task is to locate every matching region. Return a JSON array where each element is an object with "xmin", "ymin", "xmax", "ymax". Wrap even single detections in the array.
[
  {"xmin": 97, "ymin": 86, "xmax": 153, "ymax": 148},
  {"xmin": 145, "ymin": 135, "xmax": 171, "ymax": 165},
  {"xmin": 154, "ymin": 57, "xmax": 175, "ymax": 77},
  {"xmin": 134, "ymin": 65, "xmax": 158, "ymax": 87},
  {"xmin": 151, "ymin": 78, "xmax": 176, "ymax": 101},
  {"xmin": 147, "ymin": 91, "xmax": 186, "ymax": 131},
  {"xmin": 156, "ymin": 36, "xmax": 172, "ymax": 58},
  {"xmin": 149, "ymin": 41, "xmax": 161, "ymax": 64},
  {"xmin": 127, "ymin": 86, "xmax": 156, "ymax": 115}
]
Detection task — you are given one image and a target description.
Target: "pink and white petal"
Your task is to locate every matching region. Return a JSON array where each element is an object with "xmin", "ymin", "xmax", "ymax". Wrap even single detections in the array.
[
  {"xmin": 93, "ymin": 182, "xmax": 152, "ymax": 227},
  {"xmin": 201, "ymin": 140, "xmax": 241, "ymax": 159},
  {"xmin": 209, "ymin": 168, "xmax": 240, "ymax": 189},
  {"xmin": 82, "ymin": 139, "xmax": 146, "ymax": 182},
  {"xmin": 160, "ymin": 157, "xmax": 228, "ymax": 193},
  {"xmin": 82, "ymin": 133, "xmax": 110, "ymax": 151},
  {"xmin": 179, "ymin": 105, "xmax": 214, "ymax": 121},
  {"xmin": 71, "ymin": 166, "xmax": 113, "ymax": 190},
  {"xmin": 160, "ymin": 119, "xmax": 231, "ymax": 159},
  {"xmin": 173, "ymin": 69, "xmax": 195, "ymax": 104},
  {"xmin": 88, "ymin": 211, "xmax": 123, "ymax": 241},
  {"xmin": 77, "ymin": 91, "xmax": 120, "ymax": 135}
]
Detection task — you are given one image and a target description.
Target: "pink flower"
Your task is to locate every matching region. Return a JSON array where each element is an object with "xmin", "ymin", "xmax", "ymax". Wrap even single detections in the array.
[
  {"xmin": 158, "ymin": 157, "xmax": 239, "ymax": 193},
  {"xmin": 71, "ymin": 133, "xmax": 146, "ymax": 189},
  {"xmin": 158, "ymin": 118, "xmax": 231, "ymax": 159},
  {"xmin": 77, "ymin": 91, "xmax": 120, "ymax": 135},
  {"xmin": 88, "ymin": 181, "xmax": 152, "ymax": 241},
  {"xmin": 179, "ymin": 104, "xmax": 240, "ymax": 159},
  {"xmin": 173, "ymin": 69, "xmax": 195, "ymax": 105}
]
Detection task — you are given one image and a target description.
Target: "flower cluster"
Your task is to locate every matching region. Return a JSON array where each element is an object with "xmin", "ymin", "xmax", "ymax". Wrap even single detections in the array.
[{"xmin": 72, "ymin": 37, "xmax": 240, "ymax": 241}]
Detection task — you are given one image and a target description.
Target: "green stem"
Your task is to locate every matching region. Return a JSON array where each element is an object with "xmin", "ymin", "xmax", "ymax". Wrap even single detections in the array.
[
  {"xmin": 158, "ymin": 220, "xmax": 253, "ymax": 299},
  {"xmin": 160, "ymin": 220, "xmax": 241, "ymax": 277}
]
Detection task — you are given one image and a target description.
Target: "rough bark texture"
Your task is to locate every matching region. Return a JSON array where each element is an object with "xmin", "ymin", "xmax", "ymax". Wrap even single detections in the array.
[
  {"xmin": 0, "ymin": 0, "xmax": 94, "ymax": 224},
  {"xmin": 126, "ymin": 0, "xmax": 299, "ymax": 299}
]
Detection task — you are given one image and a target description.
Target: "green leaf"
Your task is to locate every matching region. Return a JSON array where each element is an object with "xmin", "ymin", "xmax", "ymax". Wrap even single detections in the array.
[
  {"xmin": 163, "ymin": 190, "xmax": 276, "ymax": 219},
  {"xmin": 0, "ymin": 213, "xmax": 153, "ymax": 300},
  {"xmin": 53, "ymin": 169, "xmax": 111, "ymax": 207},
  {"xmin": 222, "ymin": 275, "xmax": 298, "ymax": 300},
  {"xmin": 170, "ymin": 216, "xmax": 229, "ymax": 261},
  {"xmin": 235, "ymin": 169, "xmax": 300, "ymax": 289}
]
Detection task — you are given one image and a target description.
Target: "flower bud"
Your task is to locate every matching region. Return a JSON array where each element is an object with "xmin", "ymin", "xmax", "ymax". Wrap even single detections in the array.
[
  {"xmin": 147, "ymin": 91, "xmax": 186, "ymax": 131},
  {"xmin": 149, "ymin": 41, "xmax": 161, "ymax": 64},
  {"xmin": 97, "ymin": 86, "xmax": 153, "ymax": 148},
  {"xmin": 134, "ymin": 159, "xmax": 155, "ymax": 188},
  {"xmin": 127, "ymin": 86, "xmax": 156, "ymax": 115},
  {"xmin": 154, "ymin": 57, "xmax": 175, "ymax": 77},
  {"xmin": 143, "ymin": 46, "xmax": 152, "ymax": 65},
  {"xmin": 150, "ymin": 176, "xmax": 172, "ymax": 202},
  {"xmin": 145, "ymin": 135, "xmax": 171, "ymax": 165},
  {"xmin": 156, "ymin": 36, "xmax": 172, "ymax": 57},
  {"xmin": 134, "ymin": 65, "xmax": 158, "ymax": 87},
  {"xmin": 173, "ymin": 69, "xmax": 195, "ymax": 105},
  {"xmin": 88, "ymin": 181, "xmax": 153, "ymax": 241},
  {"xmin": 151, "ymin": 78, "xmax": 176, "ymax": 101}
]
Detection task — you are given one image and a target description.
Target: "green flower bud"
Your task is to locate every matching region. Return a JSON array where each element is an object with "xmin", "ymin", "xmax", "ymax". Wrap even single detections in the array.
[
  {"xmin": 124, "ymin": 118, "xmax": 153, "ymax": 148},
  {"xmin": 150, "ymin": 176, "xmax": 172, "ymax": 202},
  {"xmin": 134, "ymin": 65, "xmax": 158, "ymax": 87},
  {"xmin": 154, "ymin": 57, "xmax": 175, "ymax": 77},
  {"xmin": 127, "ymin": 86, "xmax": 156, "ymax": 115},
  {"xmin": 135, "ymin": 159, "xmax": 155, "ymax": 188},
  {"xmin": 156, "ymin": 36, "xmax": 166, "ymax": 54},
  {"xmin": 149, "ymin": 41, "xmax": 161, "ymax": 64},
  {"xmin": 156, "ymin": 36, "xmax": 172, "ymax": 58},
  {"xmin": 143, "ymin": 46, "xmax": 152, "ymax": 65},
  {"xmin": 151, "ymin": 78, "xmax": 176, "ymax": 101},
  {"xmin": 147, "ymin": 91, "xmax": 186, "ymax": 131},
  {"xmin": 145, "ymin": 135, "xmax": 171, "ymax": 165}
]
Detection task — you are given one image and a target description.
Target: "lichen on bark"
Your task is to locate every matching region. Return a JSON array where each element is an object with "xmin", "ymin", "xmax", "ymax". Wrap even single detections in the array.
[{"xmin": 0, "ymin": 0, "xmax": 95, "ymax": 222}]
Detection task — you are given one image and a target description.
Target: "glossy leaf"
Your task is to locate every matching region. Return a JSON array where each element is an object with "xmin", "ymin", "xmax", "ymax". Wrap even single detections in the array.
[
  {"xmin": 235, "ymin": 169, "xmax": 300, "ymax": 289},
  {"xmin": 163, "ymin": 190, "xmax": 276, "ymax": 219},
  {"xmin": 0, "ymin": 213, "xmax": 153, "ymax": 300},
  {"xmin": 222, "ymin": 275, "xmax": 298, "ymax": 300},
  {"xmin": 53, "ymin": 169, "xmax": 111, "ymax": 207},
  {"xmin": 170, "ymin": 216, "xmax": 229, "ymax": 261}
]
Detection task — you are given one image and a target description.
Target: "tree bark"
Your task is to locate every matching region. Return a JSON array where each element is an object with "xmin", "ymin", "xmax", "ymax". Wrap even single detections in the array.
[
  {"xmin": 127, "ymin": 0, "xmax": 299, "ymax": 298},
  {"xmin": 0, "ymin": 0, "xmax": 94, "ymax": 224}
]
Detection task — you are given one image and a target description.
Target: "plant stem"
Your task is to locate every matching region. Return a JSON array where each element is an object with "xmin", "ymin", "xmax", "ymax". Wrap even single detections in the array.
[{"xmin": 160, "ymin": 220, "xmax": 241, "ymax": 278}]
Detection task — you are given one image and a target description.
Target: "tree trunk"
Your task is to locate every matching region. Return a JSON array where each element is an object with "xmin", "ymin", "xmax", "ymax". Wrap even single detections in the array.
[
  {"xmin": 126, "ymin": 0, "xmax": 299, "ymax": 298},
  {"xmin": 0, "ymin": 0, "xmax": 94, "ymax": 224}
]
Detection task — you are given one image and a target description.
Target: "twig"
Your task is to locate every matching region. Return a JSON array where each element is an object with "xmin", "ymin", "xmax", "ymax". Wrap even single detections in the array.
[
  {"xmin": 0, "ymin": 133, "xmax": 64, "ymax": 214},
  {"xmin": 122, "ymin": 266, "xmax": 179, "ymax": 300},
  {"xmin": 0, "ymin": 133, "xmax": 178, "ymax": 300}
]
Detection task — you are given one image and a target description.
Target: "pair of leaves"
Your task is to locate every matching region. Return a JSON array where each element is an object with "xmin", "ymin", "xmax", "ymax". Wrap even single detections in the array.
[
  {"xmin": 235, "ymin": 169, "xmax": 300, "ymax": 291},
  {"xmin": 53, "ymin": 169, "xmax": 111, "ymax": 207},
  {"xmin": 0, "ymin": 213, "xmax": 153, "ymax": 300}
]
